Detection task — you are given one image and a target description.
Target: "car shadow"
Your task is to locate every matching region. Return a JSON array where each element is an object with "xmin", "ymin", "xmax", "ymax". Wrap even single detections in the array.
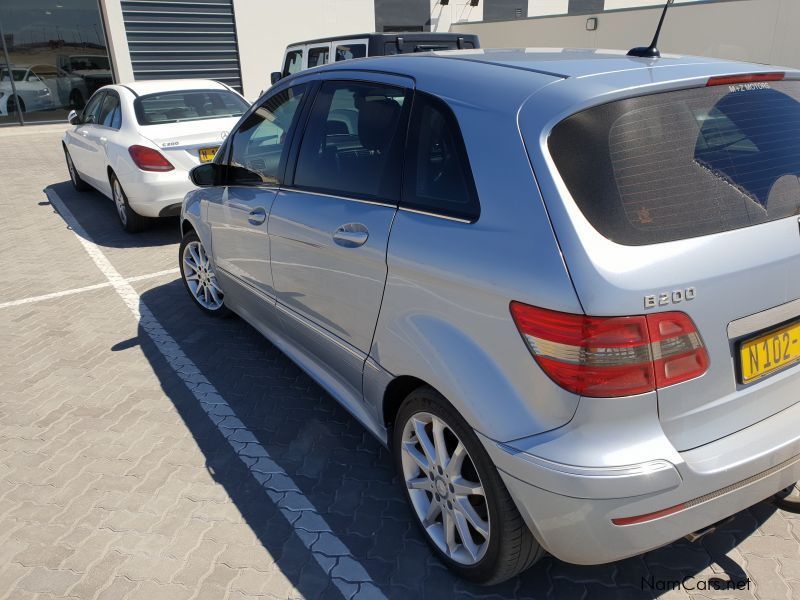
[
  {"xmin": 133, "ymin": 276, "xmax": 779, "ymax": 599},
  {"xmin": 44, "ymin": 181, "xmax": 180, "ymax": 249}
]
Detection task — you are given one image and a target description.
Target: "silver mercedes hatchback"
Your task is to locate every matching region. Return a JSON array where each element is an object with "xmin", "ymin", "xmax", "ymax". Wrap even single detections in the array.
[{"xmin": 179, "ymin": 48, "xmax": 800, "ymax": 584}]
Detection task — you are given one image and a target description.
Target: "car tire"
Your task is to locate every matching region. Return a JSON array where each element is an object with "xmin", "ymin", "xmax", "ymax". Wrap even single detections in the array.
[
  {"xmin": 7, "ymin": 95, "xmax": 25, "ymax": 114},
  {"xmin": 179, "ymin": 231, "xmax": 231, "ymax": 318},
  {"xmin": 64, "ymin": 146, "xmax": 89, "ymax": 192},
  {"xmin": 774, "ymin": 482, "xmax": 800, "ymax": 513},
  {"xmin": 393, "ymin": 386, "xmax": 544, "ymax": 584},
  {"xmin": 110, "ymin": 173, "xmax": 149, "ymax": 233}
]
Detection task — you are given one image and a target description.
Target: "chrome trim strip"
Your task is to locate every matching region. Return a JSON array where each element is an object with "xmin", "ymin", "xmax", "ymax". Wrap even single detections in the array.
[
  {"xmin": 398, "ymin": 207, "xmax": 472, "ymax": 224},
  {"xmin": 728, "ymin": 298, "xmax": 800, "ymax": 339},
  {"xmin": 280, "ymin": 187, "xmax": 397, "ymax": 209},
  {"xmin": 274, "ymin": 302, "xmax": 365, "ymax": 361}
]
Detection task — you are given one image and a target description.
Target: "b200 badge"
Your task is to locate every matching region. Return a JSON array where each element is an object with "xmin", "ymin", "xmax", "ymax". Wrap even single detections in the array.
[{"xmin": 644, "ymin": 287, "xmax": 696, "ymax": 309}]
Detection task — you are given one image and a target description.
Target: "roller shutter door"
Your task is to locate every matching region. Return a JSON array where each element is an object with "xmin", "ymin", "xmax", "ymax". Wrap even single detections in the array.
[{"xmin": 121, "ymin": 0, "xmax": 242, "ymax": 91}]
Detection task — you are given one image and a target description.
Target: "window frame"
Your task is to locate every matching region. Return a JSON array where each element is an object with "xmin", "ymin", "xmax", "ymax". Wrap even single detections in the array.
[
  {"xmin": 400, "ymin": 91, "xmax": 481, "ymax": 223},
  {"xmin": 306, "ymin": 44, "xmax": 332, "ymax": 69},
  {"xmin": 284, "ymin": 78, "xmax": 413, "ymax": 206},
  {"xmin": 221, "ymin": 81, "xmax": 314, "ymax": 188}
]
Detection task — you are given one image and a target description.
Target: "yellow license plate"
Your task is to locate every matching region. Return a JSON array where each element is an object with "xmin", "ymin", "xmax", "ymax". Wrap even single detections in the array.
[
  {"xmin": 199, "ymin": 147, "xmax": 219, "ymax": 163},
  {"xmin": 740, "ymin": 320, "xmax": 800, "ymax": 383}
]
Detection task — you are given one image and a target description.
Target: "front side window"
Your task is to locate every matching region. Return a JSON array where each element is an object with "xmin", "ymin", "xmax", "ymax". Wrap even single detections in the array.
[
  {"xmin": 134, "ymin": 89, "xmax": 248, "ymax": 126},
  {"xmin": 293, "ymin": 81, "xmax": 407, "ymax": 201},
  {"xmin": 335, "ymin": 44, "xmax": 367, "ymax": 61},
  {"xmin": 307, "ymin": 47, "xmax": 329, "ymax": 68},
  {"xmin": 402, "ymin": 92, "xmax": 480, "ymax": 221},
  {"xmin": 81, "ymin": 91, "xmax": 106, "ymax": 124},
  {"xmin": 228, "ymin": 84, "xmax": 308, "ymax": 185},
  {"xmin": 548, "ymin": 80, "xmax": 800, "ymax": 245},
  {"xmin": 98, "ymin": 92, "xmax": 121, "ymax": 129},
  {"xmin": 283, "ymin": 50, "xmax": 303, "ymax": 76}
]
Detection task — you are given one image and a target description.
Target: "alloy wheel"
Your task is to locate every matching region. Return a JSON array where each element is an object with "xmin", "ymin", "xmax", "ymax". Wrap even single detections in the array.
[
  {"xmin": 182, "ymin": 240, "xmax": 224, "ymax": 311},
  {"xmin": 401, "ymin": 411, "xmax": 490, "ymax": 565},
  {"xmin": 112, "ymin": 179, "xmax": 127, "ymax": 226}
]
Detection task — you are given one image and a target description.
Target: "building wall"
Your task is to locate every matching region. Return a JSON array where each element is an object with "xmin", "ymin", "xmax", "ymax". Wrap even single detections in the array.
[
  {"xmin": 429, "ymin": 0, "xmax": 484, "ymax": 33},
  {"xmin": 375, "ymin": 0, "xmax": 430, "ymax": 31},
  {"xmin": 232, "ymin": 0, "xmax": 374, "ymax": 99},
  {"xmin": 451, "ymin": 0, "xmax": 800, "ymax": 69}
]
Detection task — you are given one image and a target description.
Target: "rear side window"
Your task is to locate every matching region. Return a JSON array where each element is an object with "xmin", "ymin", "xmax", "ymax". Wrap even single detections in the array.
[
  {"xmin": 548, "ymin": 80, "xmax": 800, "ymax": 245},
  {"xmin": 402, "ymin": 92, "xmax": 480, "ymax": 222},
  {"xmin": 293, "ymin": 81, "xmax": 408, "ymax": 202},
  {"xmin": 335, "ymin": 44, "xmax": 366, "ymax": 61},
  {"xmin": 134, "ymin": 90, "xmax": 248, "ymax": 125},
  {"xmin": 98, "ymin": 92, "xmax": 121, "ymax": 129},
  {"xmin": 81, "ymin": 91, "xmax": 106, "ymax": 124},
  {"xmin": 307, "ymin": 47, "xmax": 329, "ymax": 68},
  {"xmin": 283, "ymin": 50, "xmax": 303, "ymax": 76}
]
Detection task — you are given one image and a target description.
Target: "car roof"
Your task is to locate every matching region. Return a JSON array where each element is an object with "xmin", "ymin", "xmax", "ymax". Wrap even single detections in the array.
[
  {"xmin": 319, "ymin": 47, "xmax": 790, "ymax": 80},
  {"xmin": 121, "ymin": 79, "xmax": 229, "ymax": 96}
]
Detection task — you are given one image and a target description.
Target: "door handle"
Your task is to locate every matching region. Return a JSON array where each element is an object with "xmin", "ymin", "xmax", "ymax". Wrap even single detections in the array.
[
  {"xmin": 99, "ymin": 136, "xmax": 107, "ymax": 144},
  {"xmin": 332, "ymin": 223, "xmax": 369, "ymax": 248},
  {"xmin": 248, "ymin": 207, "xmax": 267, "ymax": 225}
]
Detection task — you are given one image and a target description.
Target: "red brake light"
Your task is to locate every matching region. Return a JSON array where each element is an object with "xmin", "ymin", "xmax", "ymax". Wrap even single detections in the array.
[
  {"xmin": 128, "ymin": 145, "xmax": 174, "ymax": 172},
  {"xmin": 706, "ymin": 72, "xmax": 784, "ymax": 87},
  {"xmin": 510, "ymin": 303, "xmax": 709, "ymax": 398}
]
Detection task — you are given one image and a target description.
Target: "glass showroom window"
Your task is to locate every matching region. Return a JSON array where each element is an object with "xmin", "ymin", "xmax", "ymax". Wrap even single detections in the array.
[{"xmin": 0, "ymin": 0, "xmax": 113, "ymax": 126}]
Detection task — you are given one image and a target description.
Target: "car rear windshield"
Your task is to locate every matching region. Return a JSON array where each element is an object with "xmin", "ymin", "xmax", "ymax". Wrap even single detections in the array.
[
  {"xmin": 548, "ymin": 79, "xmax": 800, "ymax": 245},
  {"xmin": 134, "ymin": 89, "xmax": 249, "ymax": 125}
]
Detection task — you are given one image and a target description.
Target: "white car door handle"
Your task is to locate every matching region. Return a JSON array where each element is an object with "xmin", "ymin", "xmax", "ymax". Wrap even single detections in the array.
[
  {"xmin": 99, "ymin": 136, "xmax": 107, "ymax": 144},
  {"xmin": 248, "ymin": 207, "xmax": 267, "ymax": 225}
]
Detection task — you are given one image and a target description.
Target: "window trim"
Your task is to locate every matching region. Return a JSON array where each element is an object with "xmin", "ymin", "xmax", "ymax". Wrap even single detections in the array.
[
  {"xmin": 222, "ymin": 81, "xmax": 315, "ymax": 188},
  {"xmin": 285, "ymin": 79, "xmax": 413, "ymax": 205},
  {"xmin": 400, "ymin": 91, "xmax": 481, "ymax": 223}
]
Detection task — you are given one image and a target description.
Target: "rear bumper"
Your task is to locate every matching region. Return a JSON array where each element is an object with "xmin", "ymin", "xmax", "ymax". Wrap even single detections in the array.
[
  {"xmin": 481, "ymin": 395, "xmax": 800, "ymax": 565},
  {"xmin": 118, "ymin": 168, "xmax": 194, "ymax": 218}
]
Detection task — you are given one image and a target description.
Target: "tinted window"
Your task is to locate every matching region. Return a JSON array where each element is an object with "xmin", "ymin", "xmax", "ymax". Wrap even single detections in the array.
[
  {"xmin": 402, "ymin": 92, "xmax": 479, "ymax": 221},
  {"xmin": 548, "ymin": 81, "xmax": 800, "ymax": 245},
  {"xmin": 134, "ymin": 90, "xmax": 248, "ymax": 125},
  {"xmin": 283, "ymin": 50, "xmax": 303, "ymax": 76},
  {"xmin": 98, "ymin": 92, "xmax": 121, "ymax": 129},
  {"xmin": 307, "ymin": 47, "xmax": 329, "ymax": 68},
  {"xmin": 293, "ymin": 81, "xmax": 407, "ymax": 201},
  {"xmin": 228, "ymin": 84, "xmax": 307, "ymax": 185},
  {"xmin": 335, "ymin": 44, "xmax": 367, "ymax": 61},
  {"xmin": 81, "ymin": 91, "xmax": 106, "ymax": 124}
]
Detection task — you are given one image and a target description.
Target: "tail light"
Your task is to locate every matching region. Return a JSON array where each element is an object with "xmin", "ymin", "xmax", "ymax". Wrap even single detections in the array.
[
  {"xmin": 510, "ymin": 302, "xmax": 709, "ymax": 398},
  {"xmin": 128, "ymin": 145, "xmax": 174, "ymax": 172}
]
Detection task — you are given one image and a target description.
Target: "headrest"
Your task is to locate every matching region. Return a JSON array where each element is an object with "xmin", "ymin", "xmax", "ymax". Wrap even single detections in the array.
[
  {"xmin": 357, "ymin": 99, "xmax": 401, "ymax": 152},
  {"xmin": 325, "ymin": 120, "xmax": 349, "ymax": 136}
]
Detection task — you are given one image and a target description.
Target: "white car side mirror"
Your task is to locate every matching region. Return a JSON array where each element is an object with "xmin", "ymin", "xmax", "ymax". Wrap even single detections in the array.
[{"xmin": 67, "ymin": 110, "xmax": 80, "ymax": 125}]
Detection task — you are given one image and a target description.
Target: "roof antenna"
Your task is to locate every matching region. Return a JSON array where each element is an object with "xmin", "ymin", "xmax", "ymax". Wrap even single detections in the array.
[{"xmin": 627, "ymin": 0, "xmax": 675, "ymax": 58}]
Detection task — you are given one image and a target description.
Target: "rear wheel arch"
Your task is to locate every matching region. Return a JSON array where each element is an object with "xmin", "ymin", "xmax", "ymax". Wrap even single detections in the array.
[
  {"xmin": 383, "ymin": 376, "xmax": 440, "ymax": 432},
  {"xmin": 182, "ymin": 219, "xmax": 196, "ymax": 237}
]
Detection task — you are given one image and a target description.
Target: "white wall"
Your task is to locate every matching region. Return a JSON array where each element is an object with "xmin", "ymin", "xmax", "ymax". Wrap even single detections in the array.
[
  {"xmin": 429, "ymin": 0, "xmax": 483, "ymax": 33},
  {"xmin": 233, "ymin": 0, "xmax": 375, "ymax": 99},
  {"xmin": 452, "ymin": 0, "xmax": 800, "ymax": 69}
]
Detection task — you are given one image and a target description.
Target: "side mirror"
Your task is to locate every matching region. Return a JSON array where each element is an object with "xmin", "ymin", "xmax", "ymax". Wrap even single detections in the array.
[
  {"xmin": 270, "ymin": 72, "xmax": 283, "ymax": 85},
  {"xmin": 190, "ymin": 163, "xmax": 222, "ymax": 187},
  {"xmin": 67, "ymin": 109, "xmax": 80, "ymax": 125}
]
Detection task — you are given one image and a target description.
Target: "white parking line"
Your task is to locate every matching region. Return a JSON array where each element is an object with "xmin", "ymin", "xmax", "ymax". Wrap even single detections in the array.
[
  {"xmin": 0, "ymin": 269, "xmax": 179, "ymax": 309},
  {"xmin": 45, "ymin": 189, "xmax": 385, "ymax": 600}
]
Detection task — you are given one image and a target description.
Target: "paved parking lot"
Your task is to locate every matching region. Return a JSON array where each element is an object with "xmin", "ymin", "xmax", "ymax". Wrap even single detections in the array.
[{"xmin": 2, "ymin": 124, "xmax": 800, "ymax": 600}]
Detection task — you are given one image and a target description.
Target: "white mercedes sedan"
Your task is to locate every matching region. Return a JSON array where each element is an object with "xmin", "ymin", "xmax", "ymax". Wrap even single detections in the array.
[{"xmin": 62, "ymin": 79, "xmax": 249, "ymax": 232}]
